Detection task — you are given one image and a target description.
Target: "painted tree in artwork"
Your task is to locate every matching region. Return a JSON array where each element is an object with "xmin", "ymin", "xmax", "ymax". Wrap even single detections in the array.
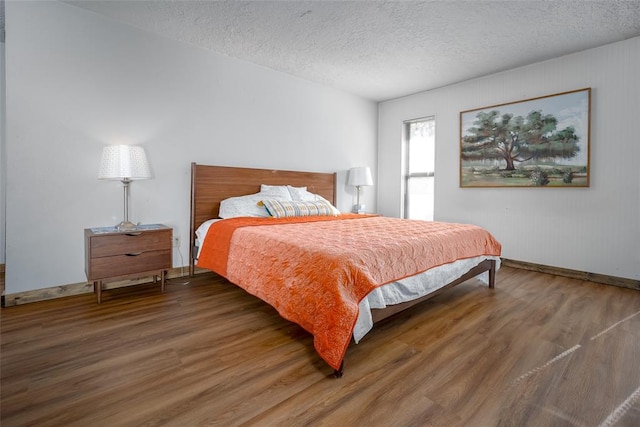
[{"xmin": 461, "ymin": 109, "xmax": 580, "ymax": 170}]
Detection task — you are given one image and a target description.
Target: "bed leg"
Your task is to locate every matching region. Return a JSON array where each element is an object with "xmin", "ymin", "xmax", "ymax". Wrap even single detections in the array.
[
  {"xmin": 488, "ymin": 260, "xmax": 496, "ymax": 289},
  {"xmin": 332, "ymin": 361, "xmax": 344, "ymax": 378}
]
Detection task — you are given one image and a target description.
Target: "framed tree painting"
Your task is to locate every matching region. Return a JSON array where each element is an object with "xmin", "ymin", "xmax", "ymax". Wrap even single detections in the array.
[{"xmin": 460, "ymin": 88, "xmax": 590, "ymax": 187}]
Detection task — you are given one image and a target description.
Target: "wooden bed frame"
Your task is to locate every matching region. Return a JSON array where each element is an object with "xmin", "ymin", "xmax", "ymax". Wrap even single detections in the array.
[{"xmin": 189, "ymin": 163, "xmax": 496, "ymax": 376}]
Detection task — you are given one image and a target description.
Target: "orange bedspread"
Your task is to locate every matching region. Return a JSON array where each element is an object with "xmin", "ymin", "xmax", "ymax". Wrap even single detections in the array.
[{"xmin": 198, "ymin": 215, "xmax": 502, "ymax": 370}]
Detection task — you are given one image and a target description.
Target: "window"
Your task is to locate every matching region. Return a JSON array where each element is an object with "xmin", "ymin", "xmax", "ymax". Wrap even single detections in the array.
[{"xmin": 403, "ymin": 117, "xmax": 435, "ymax": 220}]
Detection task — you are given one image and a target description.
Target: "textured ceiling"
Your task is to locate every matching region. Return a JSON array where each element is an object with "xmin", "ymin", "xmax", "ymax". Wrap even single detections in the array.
[{"xmin": 64, "ymin": 0, "xmax": 640, "ymax": 101}]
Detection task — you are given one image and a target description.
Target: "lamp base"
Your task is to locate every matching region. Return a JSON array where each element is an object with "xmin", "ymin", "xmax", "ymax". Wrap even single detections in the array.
[
  {"xmin": 352, "ymin": 204, "xmax": 366, "ymax": 214},
  {"xmin": 116, "ymin": 220, "xmax": 139, "ymax": 231}
]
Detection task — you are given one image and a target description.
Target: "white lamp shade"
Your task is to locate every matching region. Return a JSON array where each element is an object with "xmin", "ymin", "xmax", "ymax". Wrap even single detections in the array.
[
  {"xmin": 98, "ymin": 145, "xmax": 151, "ymax": 180},
  {"xmin": 348, "ymin": 166, "xmax": 373, "ymax": 187}
]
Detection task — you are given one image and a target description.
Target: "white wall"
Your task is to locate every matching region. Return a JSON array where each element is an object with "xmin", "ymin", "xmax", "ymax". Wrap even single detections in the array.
[
  {"xmin": 4, "ymin": 1, "xmax": 377, "ymax": 294},
  {"xmin": 379, "ymin": 37, "xmax": 640, "ymax": 281},
  {"xmin": 1, "ymin": 28, "xmax": 5, "ymax": 267}
]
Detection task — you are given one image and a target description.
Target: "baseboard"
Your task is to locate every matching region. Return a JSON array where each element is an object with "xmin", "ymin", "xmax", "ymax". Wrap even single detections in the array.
[
  {"xmin": 501, "ymin": 258, "xmax": 640, "ymax": 291},
  {"xmin": 0, "ymin": 264, "xmax": 5, "ymax": 303},
  {"xmin": 1, "ymin": 266, "xmax": 211, "ymax": 307},
  {"xmin": 3, "ymin": 261, "xmax": 637, "ymax": 307}
]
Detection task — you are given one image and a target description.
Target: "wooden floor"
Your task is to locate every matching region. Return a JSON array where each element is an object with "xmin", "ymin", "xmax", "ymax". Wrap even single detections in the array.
[{"xmin": 1, "ymin": 267, "xmax": 639, "ymax": 426}]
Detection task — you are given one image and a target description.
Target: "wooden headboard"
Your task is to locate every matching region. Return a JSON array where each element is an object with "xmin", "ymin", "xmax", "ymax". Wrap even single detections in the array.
[{"xmin": 189, "ymin": 163, "xmax": 337, "ymax": 275}]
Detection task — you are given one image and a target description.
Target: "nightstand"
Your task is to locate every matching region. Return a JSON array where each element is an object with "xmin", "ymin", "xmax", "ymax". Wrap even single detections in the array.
[{"xmin": 84, "ymin": 224, "xmax": 172, "ymax": 303}]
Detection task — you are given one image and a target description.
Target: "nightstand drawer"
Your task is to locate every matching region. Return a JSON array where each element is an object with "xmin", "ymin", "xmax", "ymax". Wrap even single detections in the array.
[
  {"xmin": 90, "ymin": 230, "xmax": 171, "ymax": 257},
  {"xmin": 89, "ymin": 249, "xmax": 172, "ymax": 280}
]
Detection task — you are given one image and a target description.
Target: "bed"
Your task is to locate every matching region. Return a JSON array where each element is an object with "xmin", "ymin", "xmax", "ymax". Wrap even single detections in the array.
[{"xmin": 189, "ymin": 163, "xmax": 501, "ymax": 376}]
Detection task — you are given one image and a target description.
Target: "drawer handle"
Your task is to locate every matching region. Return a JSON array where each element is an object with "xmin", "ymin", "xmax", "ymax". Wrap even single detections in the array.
[
  {"xmin": 125, "ymin": 232, "xmax": 143, "ymax": 236},
  {"xmin": 125, "ymin": 252, "xmax": 143, "ymax": 256}
]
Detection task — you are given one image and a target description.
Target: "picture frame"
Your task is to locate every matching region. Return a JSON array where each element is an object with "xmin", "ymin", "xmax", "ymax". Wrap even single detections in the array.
[{"xmin": 460, "ymin": 88, "xmax": 591, "ymax": 187}]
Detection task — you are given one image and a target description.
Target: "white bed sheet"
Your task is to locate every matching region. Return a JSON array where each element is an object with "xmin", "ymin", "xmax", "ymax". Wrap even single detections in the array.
[
  {"xmin": 353, "ymin": 255, "xmax": 501, "ymax": 343},
  {"xmin": 195, "ymin": 219, "xmax": 500, "ymax": 344}
]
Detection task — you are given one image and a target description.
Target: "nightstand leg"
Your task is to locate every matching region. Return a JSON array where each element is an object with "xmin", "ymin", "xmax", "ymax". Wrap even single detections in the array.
[
  {"xmin": 94, "ymin": 280, "xmax": 102, "ymax": 304},
  {"xmin": 161, "ymin": 270, "xmax": 166, "ymax": 293}
]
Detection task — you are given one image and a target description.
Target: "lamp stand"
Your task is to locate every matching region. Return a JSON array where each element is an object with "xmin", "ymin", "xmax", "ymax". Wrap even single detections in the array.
[
  {"xmin": 354, "ymin": 185, "xmax": 365, "ymax": 214},
  {"xmin": 116, "ymin": 178, "xmax": 138, "ymax": 231}
]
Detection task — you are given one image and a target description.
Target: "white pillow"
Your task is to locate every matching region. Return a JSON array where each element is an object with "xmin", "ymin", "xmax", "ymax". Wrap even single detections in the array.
[
  {"xmin": 287, "ymin": 186, "xmax": 341, "ymax": 215},
  {"xmin": 219, "ymin": 188, "xmax": 292, "ymax": 218},
  {"xmin": 286, "ymin": 185, "xmax": 313, "ymax": 201},
  {"xmin": 259, "ymin": 185, "xmax": 293, "ymax": 200}
]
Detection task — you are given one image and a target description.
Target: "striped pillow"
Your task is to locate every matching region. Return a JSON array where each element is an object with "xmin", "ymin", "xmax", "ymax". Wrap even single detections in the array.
[{"xmin": 261, "ymin": 199, "xmax": 337, "ymax": 218}]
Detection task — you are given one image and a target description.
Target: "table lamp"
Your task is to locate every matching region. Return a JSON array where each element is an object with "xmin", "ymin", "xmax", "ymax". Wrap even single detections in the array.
[
  {"xmin": 98, "ymin": 145, "xmax": 151, "ymax": 231},
  {"xmin": 348, "ymin": 166, "xmax": 373, "ymax": 214}
]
